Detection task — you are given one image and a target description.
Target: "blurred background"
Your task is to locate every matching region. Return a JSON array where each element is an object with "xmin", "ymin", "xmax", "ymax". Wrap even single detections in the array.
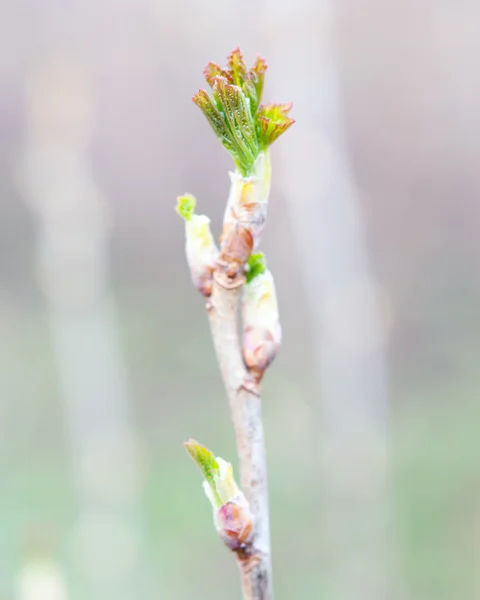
[{"xmin": 1, "ymin": 0, "xmax": 479, "ymax": 599}]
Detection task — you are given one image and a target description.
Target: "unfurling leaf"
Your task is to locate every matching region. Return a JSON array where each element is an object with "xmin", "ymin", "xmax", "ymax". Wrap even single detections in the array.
[
  {"xmin": 192, "ymin": 89, "xmax": 234, "ymax": 152},
  {"xmin": 242, "ymin": 56, "xmax": 267, "ymax": 115},
  {"xmin": 203, "ymin": 62, "xmax": 231, "ymax": 87},
  {"xmin": 258, "ymin": 103, "xmax": 295, "ymax": 148},
  {"xmin": 185, "ymin": 439, "xmax": 242, "ymax": 508},
  {"xmin": 211, "ymin": 77, "xmax": 258, "ymax": 173},
  {"xmin": 185, "ymin": 439, "xmax": 222, "ymax": 506},
  {"xmin": 227, "ymin": 47, "xmax": 248, "ymax": 87}
]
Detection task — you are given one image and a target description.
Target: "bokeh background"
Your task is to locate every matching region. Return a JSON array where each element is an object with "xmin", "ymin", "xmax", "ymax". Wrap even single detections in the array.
[{"xmin": 1, "ymin": 1, "xmax": 479, "ymax": 599}]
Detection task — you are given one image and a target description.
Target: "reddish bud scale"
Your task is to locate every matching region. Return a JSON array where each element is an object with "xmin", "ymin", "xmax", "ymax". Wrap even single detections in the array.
[
  {"xmin": 193, "ymin": 269, "xmax": 214, "ymax": 297},
  {"xmin": 217, "ymin": 222, "xmax": 254, "ymax": 283},
  {"xmin": 242, "ymin": 326, "xmax": 278, "ymax": 382},
  {"xmin": 216, "ymin": 499, "xmax": 254, "ymax": 552}
]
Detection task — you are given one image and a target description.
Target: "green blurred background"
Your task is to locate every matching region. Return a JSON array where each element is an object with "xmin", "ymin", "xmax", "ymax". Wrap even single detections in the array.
[{"xmin": 1, "ymin": 1, "xmax": 480, "ymax": 599}]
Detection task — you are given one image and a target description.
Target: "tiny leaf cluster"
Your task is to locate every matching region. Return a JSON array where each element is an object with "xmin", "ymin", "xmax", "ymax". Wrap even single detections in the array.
[{"xmin": 193, "ymin": 48, "xmax": 295, "ymax": 176}]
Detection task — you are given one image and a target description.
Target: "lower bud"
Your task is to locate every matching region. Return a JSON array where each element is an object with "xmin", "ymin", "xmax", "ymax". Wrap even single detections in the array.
[
  {"xmin": 184, "ymin": 440, "xmax": 254, "ymax": 554},
  {"xmin": 215, "ymin": 496, "xmax": 254, "ymax": 552}
]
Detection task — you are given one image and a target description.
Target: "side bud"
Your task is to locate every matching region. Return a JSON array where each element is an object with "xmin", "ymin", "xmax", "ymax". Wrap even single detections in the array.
[
  {"xmin": 185, "ymin": 439, "xmax": 254, "ymax": 553},
  {"xmin": 242, "ymin": 257, "xmax": 281, "ymax": 381},
  {"xmin": 176, "ymin": 194, "xmax": 218, "ymax": 297}
]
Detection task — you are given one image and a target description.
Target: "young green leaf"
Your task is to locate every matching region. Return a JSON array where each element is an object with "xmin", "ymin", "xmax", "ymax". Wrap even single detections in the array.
[
  {"xmin": 185, "ymin": 439, "xmax": 222, "ymax": 506},
  {"xmin": 203, "ymin": 62, "xmax": 232, "ymax": 87},
  {"xmin": 212, "ymin": 77, "xmax": 257, "ymax": 174},
  {"xmin": 227, "ymin": 47, "xmax": 248, "ymax": 87},
  {"xmin": 185, "ymin": 439, "xmax": 241, "ymax": 510},
  {"xmin": 176, "ymin": 194, "xmax": 196, "ymax": 221},
  {"xmin": 242, "ymin": 56, "xmax": 267, "ymax": 115},
  {"xmin": 191, "ymin": 49, "xmax": 294, "ymax": 176},
  {"xmin": 192, "ymin": 90, "xmax": 235, "ymax": 151},
  {"xmin": 245, "ymin": 252, "xmax": 267, "ymax": 283},
  {"xmin": 258, "ymin": 103, "xmax": 295, "ymax": 148}
]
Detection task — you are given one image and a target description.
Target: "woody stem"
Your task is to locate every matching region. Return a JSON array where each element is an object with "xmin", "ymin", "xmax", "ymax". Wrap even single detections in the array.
[{"xmin": 206, "ymin": 276, "xmax": 273, "ymax": 600}]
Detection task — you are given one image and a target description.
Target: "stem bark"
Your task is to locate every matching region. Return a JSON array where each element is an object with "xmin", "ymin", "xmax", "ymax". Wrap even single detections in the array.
[{"xmin": 207, "ymin": 276, "xmax": 273, "ymax": 600}]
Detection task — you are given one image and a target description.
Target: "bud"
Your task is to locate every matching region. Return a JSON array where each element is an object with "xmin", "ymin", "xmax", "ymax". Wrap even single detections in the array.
[
  {"xmin": 242, "ymin": 265, "xmax": 281, "ymax": 381},
  {"xmin": 192, "ymin": 49, "xmax": 294, "ymax": 177},
  {"xmin": 185, "ymin": 439, "xmax": 254, "ymax": 552},
  {"xmin": 215, "ymin": 497, "xmax": 253, "ymax": 552},
  {"xmin": 176, "ymin": 195, "xmax": 218, "ymax": 297}
]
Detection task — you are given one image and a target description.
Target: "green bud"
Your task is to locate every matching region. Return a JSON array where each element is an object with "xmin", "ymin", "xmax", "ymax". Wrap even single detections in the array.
[
  {"xmin": 176, "ymin": 194, "xmax": 196, "ymax": 221},
  {"xmin": 184, "ymin": 439, "xmax": 254, "ymax": 552}
]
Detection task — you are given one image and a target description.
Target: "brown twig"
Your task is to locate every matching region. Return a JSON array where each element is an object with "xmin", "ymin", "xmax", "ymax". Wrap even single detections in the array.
[
  {"xmin": 178, "ymin": 47, "xmax": 292, "ymax": 600},
  {"xmin": 207, "ymin": 275, "xmax": 273, "ymax": 600}
]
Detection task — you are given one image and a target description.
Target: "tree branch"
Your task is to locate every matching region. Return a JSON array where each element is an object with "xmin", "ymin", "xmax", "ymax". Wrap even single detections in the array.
[
  {"xmin": 207, "ymin": 276, "xmax": 273, "ymax": 600},
  {"xmin": 178, "ymin": 48, "xmax": 292, "ymax": 600}
]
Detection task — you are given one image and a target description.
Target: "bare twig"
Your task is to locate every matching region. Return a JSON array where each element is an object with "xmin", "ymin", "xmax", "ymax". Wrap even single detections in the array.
[
  {"xmin": 207, "ymin": 277, "xmax": 273, "ymax": 600},
  {"xmin": 178, "ymin": 48, "xmax": 292, "ymax": 600}
]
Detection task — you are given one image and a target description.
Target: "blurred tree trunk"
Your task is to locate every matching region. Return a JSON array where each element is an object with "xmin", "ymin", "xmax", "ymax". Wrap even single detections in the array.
[
  {"xmin": 17, "ymin": 57, "xmax": 151, "ymax": 600},
  {"xmin": 260, "ymin": 3, "xmax": 393, "ymax": 598}
]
